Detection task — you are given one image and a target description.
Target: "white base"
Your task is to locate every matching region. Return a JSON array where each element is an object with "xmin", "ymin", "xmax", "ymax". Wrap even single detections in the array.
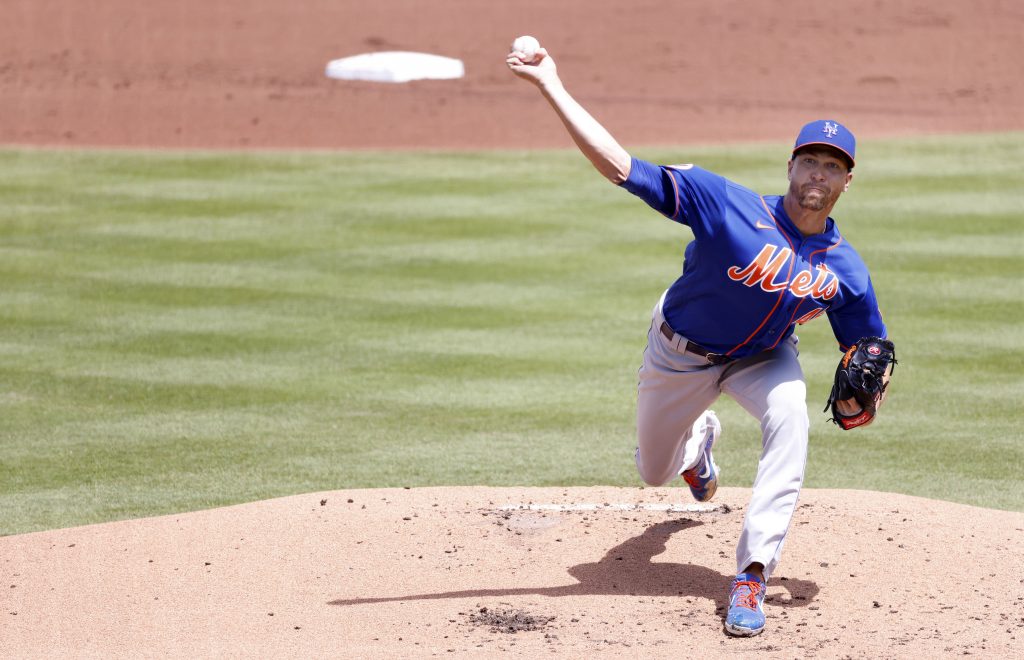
[{"xmin": 325, "ymin": 51, "xmax": 465, "ymax": 83}]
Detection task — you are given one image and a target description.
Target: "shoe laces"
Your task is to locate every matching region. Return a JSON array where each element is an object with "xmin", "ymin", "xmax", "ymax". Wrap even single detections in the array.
[{"xmin": 731, "ymin": 580, "xmax": 763, "ymax": 610}]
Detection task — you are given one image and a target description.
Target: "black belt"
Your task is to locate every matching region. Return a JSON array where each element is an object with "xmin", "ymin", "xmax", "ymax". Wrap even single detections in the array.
[{"xmin": 660, "ymin": 321, "xmax": 735, "ymax": 365}]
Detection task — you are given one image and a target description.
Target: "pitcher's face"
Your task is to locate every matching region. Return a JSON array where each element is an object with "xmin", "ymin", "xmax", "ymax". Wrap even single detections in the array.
[{"xmin": 787, "ymin": 148, "xmax": 854, "ymax": 212}]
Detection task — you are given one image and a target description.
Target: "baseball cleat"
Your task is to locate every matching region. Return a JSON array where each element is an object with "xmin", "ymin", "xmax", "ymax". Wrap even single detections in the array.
[
  {"xmin": 680, "ymin": 410, "xmax": 721, "ymax": 502},
  {"xmin": 724, "ymin": 572, "xmax": 767, "ymax": 636}
]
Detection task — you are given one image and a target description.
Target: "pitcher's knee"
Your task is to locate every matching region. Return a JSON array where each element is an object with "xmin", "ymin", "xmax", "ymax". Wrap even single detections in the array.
[
  {"xmin": 637, "ymin": 467, "xmax": 676, "ymax": 487},
  {"xmin": 635, "ymin": 449, "xmax": 677, "ymax": 487}
]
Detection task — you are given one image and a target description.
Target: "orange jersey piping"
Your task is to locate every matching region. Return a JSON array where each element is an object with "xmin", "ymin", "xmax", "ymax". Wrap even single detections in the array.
[
  {"xmin": 725, "ymin": 197, "xmax": 796, "ymax": 356},
  {"xmin": 768, "ymin": 235, "xmax": 844, "ymax": 350}
]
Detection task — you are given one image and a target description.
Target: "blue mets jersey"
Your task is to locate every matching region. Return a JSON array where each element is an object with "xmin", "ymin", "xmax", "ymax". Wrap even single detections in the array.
[{"xmin": 621, "ymin": 157, "xmax": 886, "ymax": 358}]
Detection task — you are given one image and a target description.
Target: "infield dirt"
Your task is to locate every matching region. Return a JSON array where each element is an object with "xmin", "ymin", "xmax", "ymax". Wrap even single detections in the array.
[
  {"xmin": 3, "ymin": 487, "xmax": 1023, "ymax": 657},
  {"xmin": 3, "ymin": 1, "xmax": 1023, "ymax": 657},
  {"xmin": 3, "ymin": 0, "xmax": 1022, "ymax": 150}
]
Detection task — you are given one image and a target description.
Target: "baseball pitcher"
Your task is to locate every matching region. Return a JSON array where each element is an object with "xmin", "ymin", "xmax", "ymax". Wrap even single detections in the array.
[{"xmin": 507, "ymin": 39, "xmax": 895, "ymax": 637}]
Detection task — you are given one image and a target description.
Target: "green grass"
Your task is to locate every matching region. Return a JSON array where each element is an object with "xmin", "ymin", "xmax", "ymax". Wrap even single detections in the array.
[{"xmin": 2, "ymin": 133, "xmax": 1022, "ymax": 534}]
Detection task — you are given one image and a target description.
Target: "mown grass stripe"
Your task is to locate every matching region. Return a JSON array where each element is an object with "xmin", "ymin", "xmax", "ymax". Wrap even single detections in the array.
[{"xmin": 1, "ymin": 133, "xmax": 1022, "ymax": 534}]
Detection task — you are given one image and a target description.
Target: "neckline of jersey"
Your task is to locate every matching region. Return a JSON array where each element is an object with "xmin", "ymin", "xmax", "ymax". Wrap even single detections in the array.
[{"xmin": 767, "ymin": 195, "xmax": 840, "ymax": 247}]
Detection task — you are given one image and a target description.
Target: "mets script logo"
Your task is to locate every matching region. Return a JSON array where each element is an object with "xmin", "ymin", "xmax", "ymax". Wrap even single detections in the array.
[
  {"xmin": 727, "ymin": 244, "xmax": 840, "ymax": 301},
  {"xmin": 823, "ymin": 121, "xmax": 840, "ymax": 138}
]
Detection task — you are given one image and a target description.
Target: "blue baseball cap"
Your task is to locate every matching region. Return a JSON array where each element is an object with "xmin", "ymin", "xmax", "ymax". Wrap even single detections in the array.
[{"xmin": 793, "ymin": 119, "xmax": 856, "ymax": 168}]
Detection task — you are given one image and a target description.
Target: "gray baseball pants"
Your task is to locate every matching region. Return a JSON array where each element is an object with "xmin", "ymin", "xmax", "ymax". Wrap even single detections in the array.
[{"xmin": 635, "ymin": 292, "xmax": 810, "ymax": 581}]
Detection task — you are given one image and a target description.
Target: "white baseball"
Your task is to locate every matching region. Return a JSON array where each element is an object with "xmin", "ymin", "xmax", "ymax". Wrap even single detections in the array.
[{"xmin": 512, "ymin": 35, "xmax": 541, "ymax": 62}]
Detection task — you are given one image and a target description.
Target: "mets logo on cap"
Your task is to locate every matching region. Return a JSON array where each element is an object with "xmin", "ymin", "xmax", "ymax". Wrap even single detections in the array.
[{"xmin": 793, "ymin": 119, "xmax": 857, "ymax": 167}]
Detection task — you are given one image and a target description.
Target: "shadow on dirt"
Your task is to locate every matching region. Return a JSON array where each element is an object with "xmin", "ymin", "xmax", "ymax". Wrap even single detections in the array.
[{"xmin": 329, "ymin": 517, "xmax": 819, "ymax": 611}]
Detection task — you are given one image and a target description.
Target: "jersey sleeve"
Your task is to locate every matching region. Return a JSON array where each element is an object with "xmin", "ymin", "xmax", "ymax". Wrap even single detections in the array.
[
  {"xmin": 826, "ymin": 276, "xmax": 888, "ymax": 350},
  {"xmin": 619, "ymin": 157, "xmax": 726, "ymax": 239}
]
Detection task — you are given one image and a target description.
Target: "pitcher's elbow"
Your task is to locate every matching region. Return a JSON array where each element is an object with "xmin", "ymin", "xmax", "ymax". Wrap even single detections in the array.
[{"xmin": 605, "ymin": 156, "xmax": 631, "ymax": 184}]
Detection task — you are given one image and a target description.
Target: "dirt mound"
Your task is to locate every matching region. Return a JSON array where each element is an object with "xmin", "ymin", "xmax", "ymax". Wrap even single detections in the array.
[
  {"xmin": 3, "ymin": 486, "xmax": 1021, "ymax": 657},
  {"xmin": 3, "ymin": 0, "xmax": 1022, "ymax": 150}
]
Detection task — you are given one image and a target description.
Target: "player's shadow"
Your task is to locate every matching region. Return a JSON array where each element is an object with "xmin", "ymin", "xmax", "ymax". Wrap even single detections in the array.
[{"xmin": 329, "ymin": 517, "xmax": 818, "ymax": 612}]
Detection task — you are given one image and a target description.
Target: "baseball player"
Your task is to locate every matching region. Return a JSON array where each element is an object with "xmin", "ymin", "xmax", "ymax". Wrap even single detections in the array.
[{"xmin": 507, "ymin": 41, "xmax": 891, "ymax": 636}]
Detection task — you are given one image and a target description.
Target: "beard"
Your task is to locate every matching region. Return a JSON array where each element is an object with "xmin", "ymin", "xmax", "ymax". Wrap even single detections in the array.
[{"xmin": 795, "ymin": 183, "xmax": 834, "ymax": 211}]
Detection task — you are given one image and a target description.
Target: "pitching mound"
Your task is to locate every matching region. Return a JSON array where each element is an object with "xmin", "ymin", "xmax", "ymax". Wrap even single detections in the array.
[{"xmin": 2, "ymin": 487, "xmax": 1020, "ymax": 657}]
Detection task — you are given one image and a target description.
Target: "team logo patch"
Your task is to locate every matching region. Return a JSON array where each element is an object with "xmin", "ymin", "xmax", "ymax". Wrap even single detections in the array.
[
  {"xmin": 823, "ymin": 121, "xmax": 839, "ymax": 138},
  {"xmin": 867, "ymin": 345, "xmax": 881, "ymax": 356}
]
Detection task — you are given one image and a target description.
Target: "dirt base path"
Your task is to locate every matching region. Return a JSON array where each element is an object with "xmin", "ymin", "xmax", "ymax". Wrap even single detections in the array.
[
  {"xmin": 3, "ymin": 486, "xmax": 1021, "ymax": 657},
  {"xmin": 3, "ymin": 0, "xmax": 1022, "ymax": 150}
]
